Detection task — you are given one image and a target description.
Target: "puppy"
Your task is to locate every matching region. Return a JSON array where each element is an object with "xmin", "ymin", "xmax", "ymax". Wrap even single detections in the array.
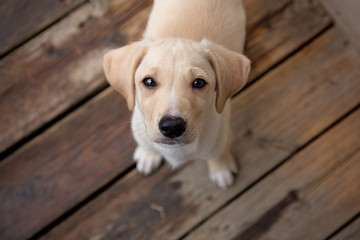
[{"xmin": 103, "ymin": 0, "xmax": 250, "ymax": 188}]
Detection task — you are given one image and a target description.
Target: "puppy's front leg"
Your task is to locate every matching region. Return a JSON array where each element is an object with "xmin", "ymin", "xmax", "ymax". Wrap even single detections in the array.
[
  {"xmin": 133, "ymin": 146, "xmax": 162, "ymax": 176},
  {"xmin": 208, "ymin": 131, "xmax": 238, "ymax": 188}
]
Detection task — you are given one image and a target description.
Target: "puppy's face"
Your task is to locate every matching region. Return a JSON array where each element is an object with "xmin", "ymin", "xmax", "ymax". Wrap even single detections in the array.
[
  {"xmin": 134, "ymin": 39, "xmax": 216, "ymax": 145},
  {"xmin": 104, "ymin": 38, "xmax": 250, "ymax": 146}
]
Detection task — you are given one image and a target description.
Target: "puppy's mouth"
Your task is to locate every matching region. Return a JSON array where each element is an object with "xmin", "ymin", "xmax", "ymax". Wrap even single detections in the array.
[
  {"xmin": 150, "ymin": 131, "xmax": 196, "ymax": 147},
  {"xmin": 158, "ymin": 137, "xmax": 187, "ymax": 146}
]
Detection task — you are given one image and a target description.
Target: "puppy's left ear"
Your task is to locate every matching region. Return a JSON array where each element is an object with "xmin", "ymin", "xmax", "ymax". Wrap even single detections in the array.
[{"xmin": 202, "ymin": 39, "xmax": 251, "ymax": 113}]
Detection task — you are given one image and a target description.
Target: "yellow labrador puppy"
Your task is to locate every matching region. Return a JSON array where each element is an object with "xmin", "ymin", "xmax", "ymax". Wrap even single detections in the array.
[{"xmin": 103, "ymin": 0, "xmax": 250, "ymax": 188}]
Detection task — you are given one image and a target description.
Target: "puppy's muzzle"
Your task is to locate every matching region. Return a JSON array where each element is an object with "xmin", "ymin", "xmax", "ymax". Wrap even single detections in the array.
[{"xmin": 159, "ymin": 116, "xmax": 186, "ymax": 138}]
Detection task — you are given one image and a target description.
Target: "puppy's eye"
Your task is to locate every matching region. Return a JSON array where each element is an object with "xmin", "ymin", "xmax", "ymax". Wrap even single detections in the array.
[
  {"xmin": 192, "ymin": 78, "xmax": 207, "ymax": 89},
  {"xmin": 143, "ymin": 77, "xmax": 157, "ymax": 88}
]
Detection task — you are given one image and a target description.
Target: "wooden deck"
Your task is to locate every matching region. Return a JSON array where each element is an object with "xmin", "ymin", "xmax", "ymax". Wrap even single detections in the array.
[{"xmin": 1, "ymin": 0, "xmax": 359, "ymax": 239}]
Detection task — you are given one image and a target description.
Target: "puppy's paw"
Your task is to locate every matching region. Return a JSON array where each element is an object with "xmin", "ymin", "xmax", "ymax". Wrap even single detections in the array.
[
  {"xmin": 210, "ymin": 170, "xmax": 235, "ymax": 188},
  {"xmin": 208, "ymin": 154, "xmax": 238, "ymax": 188},
  {"xmin": 133, "ymin": 147, "xmax": 162, "ymax": 176}
]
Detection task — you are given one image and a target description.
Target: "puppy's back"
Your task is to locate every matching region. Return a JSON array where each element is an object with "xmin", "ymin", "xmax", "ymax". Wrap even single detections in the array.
[{"xmin": 144, "ymin": 0, "xmax": 246, "ymax": 53}]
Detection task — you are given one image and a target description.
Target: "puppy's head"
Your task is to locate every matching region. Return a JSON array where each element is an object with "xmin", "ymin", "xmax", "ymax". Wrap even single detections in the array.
[{"xmin": 104, "ymin": 38, "xmax": 250, "ymax": 146}]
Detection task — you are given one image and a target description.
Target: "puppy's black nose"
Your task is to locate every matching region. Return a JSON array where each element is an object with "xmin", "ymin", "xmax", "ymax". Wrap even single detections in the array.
[{"xmin": 159, "ymin": 116, "xmax": 186, "ymax": 138}]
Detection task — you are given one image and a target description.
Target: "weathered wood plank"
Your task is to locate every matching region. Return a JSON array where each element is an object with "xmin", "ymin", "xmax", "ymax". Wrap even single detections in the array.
[
  {"xmin": 186, "ymin": 110, "xmax": 360, "ymax": 240},
  {"xmin": 331, "ymin": 217, "xmax": 360, "ymax": 240},
  {"xmin": 0, "ymin": 0, "xmax": 331, "ymax": 155},
  {"xmin": 39, "ymin": 28, "xmax": 360, "ymax": 240},
  {"xmin": 0, "ymin": 88, "xmax": 135, "ymax": 240},
  {"xmin": 244, "ymin": 0, "xmax": 332, "ymax": 79},
  {"xmin": 0, "ymin": 1, "xmax": 332, "ymax": 239},
  {"xmin": 0, "ymin": 0, "xmax": 86, "ymax": 56},
  {"xmin": 0, "ymin": 0, "xmax": 152, "ymax": 155},
  {"xmin": 321, "ymin": 0, "xmax": 360, "ymax": 52}
]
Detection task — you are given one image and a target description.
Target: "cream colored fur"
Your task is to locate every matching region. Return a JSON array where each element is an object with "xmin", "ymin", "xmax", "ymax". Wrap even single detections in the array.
[{"xmin": 103, "ymin": 0, "xmax": 250, "ymax": 188}]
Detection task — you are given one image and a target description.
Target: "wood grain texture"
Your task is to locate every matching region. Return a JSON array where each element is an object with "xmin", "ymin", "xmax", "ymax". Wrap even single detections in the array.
[
  {"xmin": 0, "ymin": 0, "xmax": 152, "ymax": 155},
  {"xmin": 331, "ymin": 217, "xmax": 360, "ymax": 240},
  {"xmin": 0, "ymin": 88, "xmax": 135, "ymax": 240},
  {"xmin": 244, "ymin": 0, "xmax": 332, "ymax": 80},
  {"xmin": 39, "ymin": 28, "xmax": 360, "ymax": 240},
  {"xmin": 0, "ymin": 0, "xmax": 333, "ymax": 239},
  {"xmin": 186, "ymin": 110, "xmax": 360, "ymax": 240},
  {"xmin": 0, "ymin": 0, "xmax": 86, "ymax": 56},
  {"xmin": 321, "ymin": 0, "xmax": 360, "ymax": 52},
  {"xmin": 0, "ymin": 0, "xmax": 331, "ymax": 155}
]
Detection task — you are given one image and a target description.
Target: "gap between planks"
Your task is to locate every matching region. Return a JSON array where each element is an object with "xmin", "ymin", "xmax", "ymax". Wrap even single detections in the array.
[
  {"xmin": 325, "ymin": 212, "xmax": 360, "ymax": 240},
  {"xmin": 0, "ymin": 82, "xmax": 109, "ymax": 161},
  {"xmin": 29, "ymin": 162, "xmax": 136, "ymax": 240},
  {"xmin": 0, "ymin": 0, "xmax": 87, "ymax": 59}
]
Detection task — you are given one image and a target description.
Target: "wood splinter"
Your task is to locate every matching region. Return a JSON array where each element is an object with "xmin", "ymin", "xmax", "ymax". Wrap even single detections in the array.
[{"xmin": 150, "ymin": 203, "xmax": 166, "ymax": 219}]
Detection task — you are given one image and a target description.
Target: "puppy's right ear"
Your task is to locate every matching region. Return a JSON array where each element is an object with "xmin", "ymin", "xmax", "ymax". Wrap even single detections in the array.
[{"xmin": 103, "ymin": 42, "xmax": 147, "ymax": 110}]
